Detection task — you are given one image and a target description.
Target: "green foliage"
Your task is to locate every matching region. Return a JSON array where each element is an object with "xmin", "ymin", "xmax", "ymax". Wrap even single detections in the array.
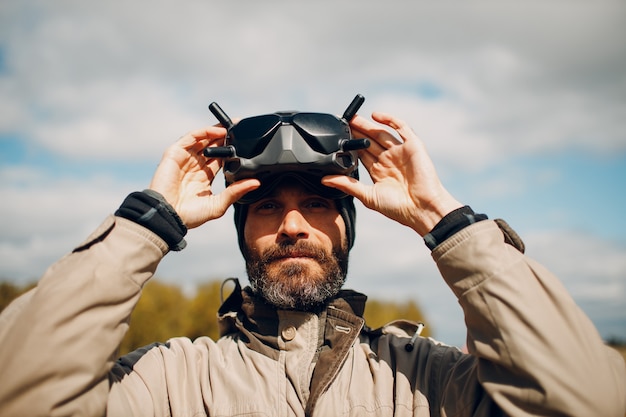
[{"xmin": 0, "ymin": 279, "xmax": 429, "ymax": 355}]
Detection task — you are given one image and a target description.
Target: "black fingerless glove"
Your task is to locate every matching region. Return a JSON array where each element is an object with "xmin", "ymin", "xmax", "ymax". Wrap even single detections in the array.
[
  {"xmin": 115, "ymin": 190, "xmax": 187, "ymax": 251},
  {"xmin": 423, "ymin": 206, "xmax": 488, "ymax": 250}
]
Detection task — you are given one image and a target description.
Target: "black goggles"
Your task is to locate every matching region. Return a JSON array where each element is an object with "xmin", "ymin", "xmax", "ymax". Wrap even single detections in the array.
[
  {"xmin": 204, "ymin": 94, "xmax": 368, "ymax": 160},
  {"xmin": 228, "ymin": 112, "xmax": 351, "ymax": 159}
]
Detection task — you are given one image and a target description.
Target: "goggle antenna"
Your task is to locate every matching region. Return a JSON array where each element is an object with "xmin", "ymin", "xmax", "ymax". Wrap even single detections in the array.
[
  {"xmin": 342, "ymin": 94, "xmax": 365, "ymax": 121},
  {"xmin": 209, "ymin": 102, "xmax": 234, "ymax": 130}
]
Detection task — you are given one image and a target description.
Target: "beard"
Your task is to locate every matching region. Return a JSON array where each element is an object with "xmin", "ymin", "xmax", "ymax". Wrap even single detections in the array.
[{"xmin": 244, "ymin": 239, "xmax": 349, "ymax": 311}]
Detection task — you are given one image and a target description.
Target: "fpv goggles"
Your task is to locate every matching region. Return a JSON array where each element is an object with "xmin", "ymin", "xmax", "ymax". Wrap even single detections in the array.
[{"xmin": 204, "ymin": 94, "xmax": 370, "ymax": 204}]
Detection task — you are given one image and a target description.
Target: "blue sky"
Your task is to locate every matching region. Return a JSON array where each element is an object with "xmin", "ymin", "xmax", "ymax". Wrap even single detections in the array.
[{"xmin": 0, "ymin": 0, "xmax": 625, "ymax": 347}]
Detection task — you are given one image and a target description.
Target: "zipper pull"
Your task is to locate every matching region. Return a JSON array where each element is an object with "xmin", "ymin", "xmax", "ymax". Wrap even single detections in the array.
[{"xmin": 404, "ymin": 322, "xmax": 425, "ymax": 352}]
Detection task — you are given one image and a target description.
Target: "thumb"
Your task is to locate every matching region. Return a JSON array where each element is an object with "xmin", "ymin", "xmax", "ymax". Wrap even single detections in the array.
[
  {"xmin": 322, "ymin": 175, "xmax": 371, "ymax": 205},
  {"xmin": 221, "ymin": 178, "xmax": 261, "ymax": 206}
]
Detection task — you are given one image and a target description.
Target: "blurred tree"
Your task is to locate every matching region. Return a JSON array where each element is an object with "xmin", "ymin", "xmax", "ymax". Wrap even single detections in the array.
[
  {"xmin": 363, "ymin": 299, "xmax": 430, "ymax": 337},
  {"xmin": 0, "ymin": 281, "xmax": 35, "ymax": 312},
  {"xmin": 1, "ymin": 279, "xmax": 432, "ymax": 354},
  {"xmin": 182, "ymin": 280, "xmax": 225, "ymax": 341},
  {"xmin": 119, "ymin": 280, "xmax": 188, "ymax": 354}
]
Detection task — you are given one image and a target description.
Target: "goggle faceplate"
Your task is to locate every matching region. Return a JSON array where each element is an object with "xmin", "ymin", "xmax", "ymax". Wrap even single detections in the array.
[{"xmin": 204, "ymin": 94, "xmax": 369, "ymax": 203}]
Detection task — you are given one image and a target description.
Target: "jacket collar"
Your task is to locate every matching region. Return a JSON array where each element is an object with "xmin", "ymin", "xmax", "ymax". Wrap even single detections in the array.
[{"xmin": 217, "ymin": 278, "xmax": 367, "ymax": 339}]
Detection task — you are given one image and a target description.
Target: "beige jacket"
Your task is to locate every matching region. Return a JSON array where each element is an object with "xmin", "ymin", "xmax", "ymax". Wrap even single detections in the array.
[{"xmin": 0, "ymin": 216, "xmax": 624, "ymax": 417}]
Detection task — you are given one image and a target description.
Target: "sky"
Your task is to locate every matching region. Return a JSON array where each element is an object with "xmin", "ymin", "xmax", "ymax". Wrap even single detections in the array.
[{"xmin": 0, "ymin": 0, "xmax": 625, "ymax": 347}]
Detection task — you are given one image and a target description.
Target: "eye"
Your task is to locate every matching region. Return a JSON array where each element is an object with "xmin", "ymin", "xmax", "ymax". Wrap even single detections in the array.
[
  {"xmin": 252, "ymin": 200, "xmax": 281, "ymax": 214},
  {"xmin": 304, "ymin": 198, "xmax": 332, "ymax": 211}
]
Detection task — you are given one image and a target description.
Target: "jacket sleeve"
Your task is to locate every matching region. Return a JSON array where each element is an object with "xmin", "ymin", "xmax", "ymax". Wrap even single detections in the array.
[
  {"xmin": 432, "ymin": 220, "xmax": 626, "ymax": 417},
  {"xmin": 0, "ymin": 215, "xmax": 169, "ymax": 417}
]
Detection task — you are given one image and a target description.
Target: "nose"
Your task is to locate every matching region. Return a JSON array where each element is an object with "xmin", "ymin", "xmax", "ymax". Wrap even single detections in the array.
[{"xmin": 277, "ymin": 209, "xmax": 310, "ymax": 243}]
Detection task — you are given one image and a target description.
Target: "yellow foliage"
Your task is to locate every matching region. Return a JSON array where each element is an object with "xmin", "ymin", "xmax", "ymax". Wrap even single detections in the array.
[
  {"xmin": 182, "ymin": 280, "xmax": 223, "ymax": 341},
  {"xmin": 363, "ymin": 299, "xmax": 430, "ymax": 337},
  {"xmin": 118, "ymin": 280, "xmax": 430, "ymax": 354},
  {"xmin": 119, "ymin": 280, "xmax": 188, "ymax": 354},
  {"xmin": 0, "ymin": 279, "xmax": 430, "ymax": 355},
  {"xmin": 0, "ymin": 281, "xmax": 35, "ymax": 311}
]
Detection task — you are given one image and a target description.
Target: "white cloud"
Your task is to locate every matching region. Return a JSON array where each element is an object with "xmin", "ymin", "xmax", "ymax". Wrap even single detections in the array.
[
  {"xmin": 524, "ymin": 228, "xmax": 626, "ymax": 339},
  {"xmin": 2, "ymin": 1, "xmax": 624, "ymax": 167},
  {"xmin": 525, "ymin": 229, "xmax": 626, "ymax": 302},
  {"xmin": 28, "ymin": 78, "xmax": 205, "ymax": 161},
  {"xmin": 0, "ymin": 167, "xmax": 135, "ymax": 281}
]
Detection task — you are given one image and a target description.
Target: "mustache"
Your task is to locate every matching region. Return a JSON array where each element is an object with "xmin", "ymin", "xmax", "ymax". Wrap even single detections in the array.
[{"xmin": 260, "ymin": 241, "xmax": 329, "ymax": 263}]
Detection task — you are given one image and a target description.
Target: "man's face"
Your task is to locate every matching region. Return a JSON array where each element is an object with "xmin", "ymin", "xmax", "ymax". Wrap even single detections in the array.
[{"xmin": 243, "ymin": 180, "xmax": 349, "ymax": 310}]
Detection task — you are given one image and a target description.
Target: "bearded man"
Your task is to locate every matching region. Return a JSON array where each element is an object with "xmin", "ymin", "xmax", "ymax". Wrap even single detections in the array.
[{"xmin": 0, "ymin": 102, "xmax": 624, "ymax": 417}]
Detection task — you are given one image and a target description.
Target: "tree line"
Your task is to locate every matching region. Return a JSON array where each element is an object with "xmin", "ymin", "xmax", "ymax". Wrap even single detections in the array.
[{"xmin": 0, "ymin": 279, "xmax": 429, "ymax": 355}]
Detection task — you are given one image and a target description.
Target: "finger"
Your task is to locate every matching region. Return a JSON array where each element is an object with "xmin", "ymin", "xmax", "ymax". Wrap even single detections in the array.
[
  {"xmin": 321, "ymin": 175, "xmax": 371, "ymax": 205},
  {"xmin": 219, "ymin": 178, "xmax": 261, "ymax": 207},
  {"xmin": 357, "ymin": 148, "xmax": 379, "ymax": 171},
  {"xmin": 370, "ymin": 112, "xmax": 418, "ymax": 144},
  {"xmin": 350, "ymin": 115, "xmax": 402, "ymax": 148},
  {"xmin": 190, "ymin": 125, "xmax": 228, "ymax": 141},
  {"xmin": 357, "ymin": 136, "xmax": 387, "ymax": 158},
  {"xmin": 200, "ymin": 155, "xmax": 223, "ymax": 178},
  {"xmin": 177, "ymin": 126, "xmax": 227, "ymax": 149}
]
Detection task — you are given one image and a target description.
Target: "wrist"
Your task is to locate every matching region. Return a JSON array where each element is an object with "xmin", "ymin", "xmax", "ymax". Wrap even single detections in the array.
[
  {"xmin": 115, "ymin": 190, "xmax": 188, "ymax": 251},
  {"xmin": 423, "ymin": 206, "xmax": 488, "ymax": 250},
  {"xmin": 413, "ymin": 195, "xmax": 464, "ymax": 236}
]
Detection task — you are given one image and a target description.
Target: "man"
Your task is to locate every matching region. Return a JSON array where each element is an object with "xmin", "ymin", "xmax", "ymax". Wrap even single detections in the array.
[{"xmin": 0, "ymin": 106, "xmax": 624, "ymax": 417}]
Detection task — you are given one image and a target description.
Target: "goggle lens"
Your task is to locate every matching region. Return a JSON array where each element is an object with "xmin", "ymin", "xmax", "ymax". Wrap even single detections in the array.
[
  {"xmin": 229, "ymin": 114, "xmax": 281, "ymax": 158},
  {"xmin": 227, "ymin": 112, "xmax": 347, "ymax": 158},
  {"xmin": 292, "ymin": 113, "xmax": 348, "ymax": 154}
]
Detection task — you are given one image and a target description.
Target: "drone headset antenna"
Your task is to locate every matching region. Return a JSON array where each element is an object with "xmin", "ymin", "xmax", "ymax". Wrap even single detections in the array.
[
  {"xmin": 342, "ymin": 94, "xmax": 365, "ymax": 121},
  {"xmin": 208, "ymin": 102, "xmax": 234, "ymax": 130},
  {"xmin": 340, "ymin": 94, "xmax": 370, "ymax": 151},
  {"xmin": 204, "ymin": 102, "xmax": 235, "ymax": 157}
]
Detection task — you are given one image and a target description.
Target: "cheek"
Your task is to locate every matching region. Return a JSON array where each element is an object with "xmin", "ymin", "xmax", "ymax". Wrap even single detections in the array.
[
  {"xmin": 315, "ymin": 215, "xmax": 346, "ymax": 249},
  {"xmin": 336, "ymin": 218, "xmax": 348, "ymax": 250},
  {"xmin": 244, "ymin": 217, "xmax": 276, "ymax": 249}
]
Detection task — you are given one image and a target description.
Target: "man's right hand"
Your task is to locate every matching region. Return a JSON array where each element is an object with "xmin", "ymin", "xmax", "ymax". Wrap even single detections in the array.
[
  {"xmin": 148, "ymin": 126, "xmax": 260, "ymax": 229},
  {"xmin": 323, "ymin": 113, "xmax": 462, "ymax": 237}
]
